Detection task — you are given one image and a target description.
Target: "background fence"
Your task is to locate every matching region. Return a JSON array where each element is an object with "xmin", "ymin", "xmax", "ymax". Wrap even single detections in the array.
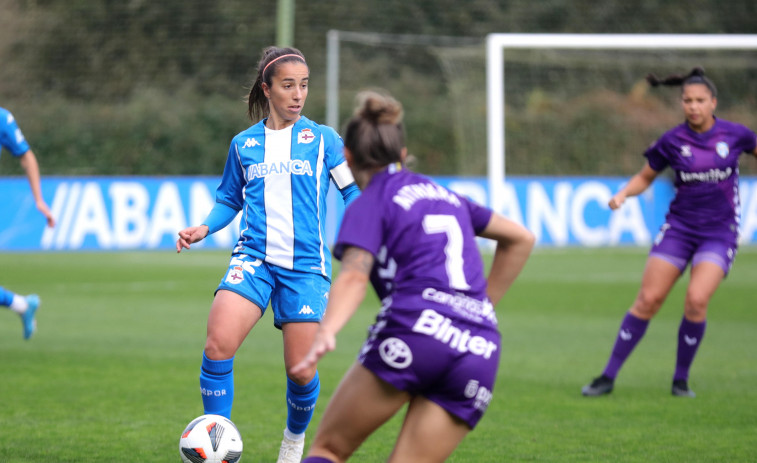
[{"xmin": 2, "ymin": 0, "xmax": 757, "ymax": 178}]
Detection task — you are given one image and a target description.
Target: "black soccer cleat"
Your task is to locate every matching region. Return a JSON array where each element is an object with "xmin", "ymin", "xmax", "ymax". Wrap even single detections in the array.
[
  {"xmin": 582, "ymin": 374, "xmax": 615, "ymax": 396},
  {"xmin": 671, "ymin": 379, "xmax": 696, "ymax": 398}
]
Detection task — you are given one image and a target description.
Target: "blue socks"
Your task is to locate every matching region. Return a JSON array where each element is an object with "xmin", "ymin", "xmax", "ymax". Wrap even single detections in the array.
[
  {"xmin": 286, "ymin": 371, "xmax": 320, "ymax": 435},
  {"xmin": 199, "ymin": 353, "xmax": 320, "ymax": 431},
  {"xmin": 200, "ymin": 353, "xmax": 234, "ymax": 419},
  {"xmin": 0, "ymin": 286, "xmax": 15, "ymax": 307},
  {"xmin": 302, "ymin": 458, "xmax": 333, "ymax": 463}
]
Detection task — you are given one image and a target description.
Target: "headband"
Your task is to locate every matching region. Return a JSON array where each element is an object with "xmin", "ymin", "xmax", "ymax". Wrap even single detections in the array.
[{"xmin": 262, "ymin": 53, "xmax": 306, "ymax": 75}]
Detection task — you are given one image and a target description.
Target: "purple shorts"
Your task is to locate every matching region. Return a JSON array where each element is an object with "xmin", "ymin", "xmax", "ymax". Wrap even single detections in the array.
[
  {"xmin": 358, "ymin": 305, "xmax": 501, "ymax": 429},
  {"xmin": 650, "ymin": 222, "xmax": 738, "ymax": 275}
]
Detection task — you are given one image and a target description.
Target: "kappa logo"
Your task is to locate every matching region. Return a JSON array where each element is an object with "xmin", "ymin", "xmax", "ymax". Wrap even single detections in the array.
[
  {"xmin": 684, "ymin": 335, "xmax": 698, "ymax": 346},
  {"xmin": 299, "ymin": 305, "xmax": 315, "ymax": 315},
  {"xmin": 243, "ymin": 137, "xmax": 261, "ymax": 148},
  {"xmin": 297, "ymin": 128, "xmax": 315, "ymax": 144},
  {"xmin": 619, "ymin": 329, "xmax": 632, "ymax": 341},
  {"xmin": 680, "ymin": 145, "xmax": 692, "ymax": 157}
]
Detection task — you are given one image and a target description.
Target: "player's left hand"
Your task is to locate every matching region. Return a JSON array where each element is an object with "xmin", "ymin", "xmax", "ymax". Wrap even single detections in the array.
[{"xmin": 290, "ymin": 329, "xmax": 336, "ymax": 375}]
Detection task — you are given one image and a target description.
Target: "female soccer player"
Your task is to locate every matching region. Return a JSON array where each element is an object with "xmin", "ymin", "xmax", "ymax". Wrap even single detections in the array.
[
  {"xmin": 1, "ymin": 106, "xmax": 55, "ymax": 339},
  {"xmin": 292, "ymin": 90, "xmax": 535, "ymax": 463},
  {"xmin": 176, "ymin": 47, "xmax": 359, "ymax": 463},
  {"xmin": 582, "ymin": 68, "xmax": 757, "ymax": 398}
]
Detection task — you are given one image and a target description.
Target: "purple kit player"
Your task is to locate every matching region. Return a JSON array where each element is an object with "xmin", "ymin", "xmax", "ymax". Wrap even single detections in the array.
[
  {"xmin": 291, "ymin": 90, "xmax": 534, "ymax": 463},
  {"xmin": 582, "ymin": 68, "xmax": 757, "ymax": 398}
]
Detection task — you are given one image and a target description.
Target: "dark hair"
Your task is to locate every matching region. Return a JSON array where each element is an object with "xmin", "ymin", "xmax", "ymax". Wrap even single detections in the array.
[
  {"xmin": 247, "ymin": 47, "xmax": 307, "ymax": 122},
  {"xmin": 343, "ymin": 90, "xmax": 405, "ymax": 170},
  {"xmin": 646, "ymin": 67, "xmax": 717, "ymax": 98}
]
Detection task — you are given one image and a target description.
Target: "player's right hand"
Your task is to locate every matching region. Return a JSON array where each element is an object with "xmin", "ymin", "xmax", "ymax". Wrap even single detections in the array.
[
  {"xmin": 608, "ymin": 192, "xmax": 626, "ymax": 210},
  {"xmin": 176, "ymin": 225, "xmax": 210, "ymax": 253}
]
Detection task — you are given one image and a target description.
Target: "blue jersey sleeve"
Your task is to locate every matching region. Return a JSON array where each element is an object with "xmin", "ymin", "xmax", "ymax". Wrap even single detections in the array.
[
  {"xmin": 202, "ymin": 202, "xmax": 239, "ymax": 234},
  {"xmin": 0, "ymin": 108, "xmax": 31, "ymax": 157},
  {"xmin": 320, "ymin": 123, "xmax": 359, "ymax": 205},
  {"xmin": 214, "ymin": 139, "xmax": 246, "ymax": 210}
]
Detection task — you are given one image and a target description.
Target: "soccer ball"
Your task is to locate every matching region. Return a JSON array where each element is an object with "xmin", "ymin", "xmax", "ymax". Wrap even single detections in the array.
[{"xmin": 179, "ymin": 414, "xmax": 243, "ymax": 463}]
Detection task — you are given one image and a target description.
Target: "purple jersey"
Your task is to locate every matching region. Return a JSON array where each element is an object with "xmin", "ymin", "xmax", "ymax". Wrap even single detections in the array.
[
  {"xmin": 334, "ymin": 163, "xmax": 499, "ymax": 428},
  {"xmin": 644, "ymin": 118, "xmax": 757, "ymax": 238},
  {"xmin": 334, "ymin": 163, "xmax": 495, "ymax": 325}
]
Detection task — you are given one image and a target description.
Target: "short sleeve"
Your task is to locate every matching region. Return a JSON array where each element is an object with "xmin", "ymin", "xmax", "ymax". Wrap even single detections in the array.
[
  {"xmin": 333, "ymin": 193, "xmax": 384, "ymax": 260},
  {"xmin": 643, "ymin": 138, "xmax": 669, "ymax": 172}
]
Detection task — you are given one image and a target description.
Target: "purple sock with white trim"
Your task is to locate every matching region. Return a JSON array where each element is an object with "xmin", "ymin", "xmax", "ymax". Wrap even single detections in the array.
[
  {"xmin": 602, "ymin": 312, "xmax": 649, "ymax": 379},
  {"xmin": 674, "ymin": 317, "xmax": 706, "ymax": 381}
]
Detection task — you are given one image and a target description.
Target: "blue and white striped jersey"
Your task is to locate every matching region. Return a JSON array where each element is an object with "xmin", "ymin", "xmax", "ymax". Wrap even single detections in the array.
[
  {"xmin": 215, "ymin": 116, "xmax": 359, "ymax": 277},
  {"xmin": 0, "ymin": 107, "xmax": 31, "ymax": 159}
]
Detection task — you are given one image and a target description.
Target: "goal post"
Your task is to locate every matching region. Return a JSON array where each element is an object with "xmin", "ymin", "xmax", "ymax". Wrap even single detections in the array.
[{"xmin": 486, "ymin": 33, "xmax": 757, "ymax": 215}]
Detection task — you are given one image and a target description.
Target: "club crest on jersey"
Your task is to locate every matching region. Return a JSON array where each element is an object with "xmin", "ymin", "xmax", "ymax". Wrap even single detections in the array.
[
  {"xmin": 680, "ymin": 145, "xmax": 692, "ymax": 157},
  {"xmin": 716, "ymin": 141, "xmax": 729, "ymax": 159},
  {"xmin": 298, "ymin": 128, "xmax": 316, "ymax": 144},
  {"xmin": 225, "ymin": 266, "xmax": 244, "ymax": 284}
]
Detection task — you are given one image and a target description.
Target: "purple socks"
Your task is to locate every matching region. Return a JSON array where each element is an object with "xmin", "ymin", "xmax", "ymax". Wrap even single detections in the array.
[
  {"xmin": 674, "ymin": 317, "xmax": 706, "ymax": 381},
  {"xmin": 602, "ymin": 312, "xmax": 649, "ymax": 379}
]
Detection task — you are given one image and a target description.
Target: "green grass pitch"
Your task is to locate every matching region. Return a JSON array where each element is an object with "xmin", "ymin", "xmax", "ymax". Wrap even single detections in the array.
[{"xmin": 1, "ymin": 247, "xmax": 755, "ymax": 462}]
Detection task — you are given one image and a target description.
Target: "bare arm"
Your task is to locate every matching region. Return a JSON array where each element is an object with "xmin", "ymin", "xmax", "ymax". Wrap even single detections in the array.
[
  {"xmin": 608, "ymin": 162, "xmax": 659, "ymax": 210},
  {"xmin": 478, "ymin": 214, "xmax": 535, "ymax": 306},
  {"xmin": 289, "ymin": 246, "xmax": 372, "ymax": 374},
  {"xmin": 18, "ymin": 150, "xmax": 55, "ymax": 227}
]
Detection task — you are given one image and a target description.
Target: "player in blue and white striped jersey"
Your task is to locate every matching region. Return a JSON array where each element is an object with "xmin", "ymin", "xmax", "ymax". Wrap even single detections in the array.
[
  {"xmin": 1, "ymin": 106, "xmax": 55, "ymax": 340},
  {"xmin": 176, "ymin": 47, "xmax": 359, "ymax": 463}
]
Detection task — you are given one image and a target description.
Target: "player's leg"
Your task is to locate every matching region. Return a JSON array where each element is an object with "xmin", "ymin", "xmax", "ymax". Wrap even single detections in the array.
[
  {"xmin": 201, "ymin": 255, "xmax": 271, "ymax": 418},
  {"xmin": 1, "ymin": 285, "xmax": 40, "ymax": 340},
  {"xmin": 583, "ymin": 255, "xmax": 681, "ymax": 396},
  {"xmin": 201, "ymin": 289, "xmax": 263, "ymax": 418},
  {"xmin": 278, "ymin": 321, "xmax": 321, "ymax": 462},
  {"xmin": 275, "ymin": 270, "xmax": 331, "ymax": 463},
  {"xmin": 304, "ymin": 363, "xmax": 410, "ymax": 463},
  {"xmin": 672, "ymin": 244, "xmax": 729, "ymax": 397},
  {"xmin": 389, "ymin": 396, "xmax": 471, "ymax": 463}
]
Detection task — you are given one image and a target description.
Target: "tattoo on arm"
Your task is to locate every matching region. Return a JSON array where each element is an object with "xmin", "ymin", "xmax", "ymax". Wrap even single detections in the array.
[{"xmin": 341, "ymin": 247, "xmax": 374, "ymax": 275}]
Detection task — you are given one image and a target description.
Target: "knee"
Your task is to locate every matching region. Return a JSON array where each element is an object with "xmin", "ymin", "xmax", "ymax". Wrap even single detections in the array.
[
  {"xmin": 684, "ymin": 291, "xmax": 709, "ymax": 321},
  {"xmin": 632, "ymin": 289, "xmax": 666, "ymax": 319},
  {"xmin": 204, "ymin": 337, "xmax": 236, "ymax": 360},
  {"xmin": 287, "ymin": 368, "xmax": 316, "ymax": 386}
]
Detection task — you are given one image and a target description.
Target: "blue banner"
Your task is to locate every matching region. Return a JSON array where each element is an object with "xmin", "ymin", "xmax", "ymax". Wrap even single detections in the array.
[{"xmin": 2, "ymin": 176, "xmax": 757, "ymax": 250}]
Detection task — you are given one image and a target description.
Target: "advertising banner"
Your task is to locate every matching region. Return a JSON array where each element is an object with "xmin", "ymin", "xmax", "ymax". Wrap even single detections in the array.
[{"xmin": 2, "ymin": 176, "xmax": 757, "ymax": 250}]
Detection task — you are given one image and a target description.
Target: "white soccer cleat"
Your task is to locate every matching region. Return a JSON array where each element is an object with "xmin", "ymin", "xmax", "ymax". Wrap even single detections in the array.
[{"xmin": 276, "ymin": 432, "xmax": 305, "ymax": 463}]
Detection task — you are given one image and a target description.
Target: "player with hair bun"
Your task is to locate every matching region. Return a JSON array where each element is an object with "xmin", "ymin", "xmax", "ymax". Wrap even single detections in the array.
[
  {"xmin": 582, "ymin": 67, "xmax": 757, "ymax": 398},
  {"xmin": 293, "ymin": 90, "xmax": 534, "ymax": 463},
  {"xmin": 176, "ymin": 46, "xmax": 359, "ymax": 463}
]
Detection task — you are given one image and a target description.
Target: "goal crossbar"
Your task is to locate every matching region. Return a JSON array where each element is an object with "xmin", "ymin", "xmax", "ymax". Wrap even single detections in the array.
[{"xmin": 486, "ymin": 33, "xmax": 757, "ymax": 213}]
